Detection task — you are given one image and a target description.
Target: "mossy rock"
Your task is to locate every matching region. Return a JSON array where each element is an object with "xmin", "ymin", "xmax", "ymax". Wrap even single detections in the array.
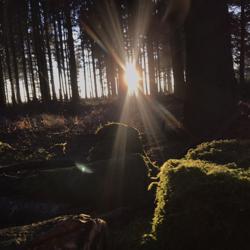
[
  {"xmin": 144, "ymin": 159, "xmax": 250, "ymax": 250},
  {"xmin": 185, "ymin": 139, "xmax": 250, "ymax": 168},
  {"xmin": 88, "ymin": 123, "xmax": 143, "ymax": 161}
]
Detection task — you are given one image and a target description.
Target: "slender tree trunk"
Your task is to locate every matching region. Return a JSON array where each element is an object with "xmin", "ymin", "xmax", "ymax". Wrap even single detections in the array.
[
  {"xmin": 58, "ymin": 14, "xmax": 67, "ymax": 99},
  {"xmin": 9, "ymin": 18, "xmax": 21, "ymax": 104},
  {"xmin": 53, "ymin": 15, "xmax": 64, "ymax": 101},
  {"xmin": 26, "ymin": 31, "xmax": 37, "ymax": 101},
  {"xmin": 0, "ymin": 54, "xmax": 6, "ymax": 107},
  {"xmin": 30, "ymin": 0, "xmax": 50, "ymax": 103},
  {"xmin": 184, "ymin": 0, "xmax": 237, "ymax": 139},
  {"xmin": 5, "ymin": 45, "xmax": 16, "ymax": 104},
  {"xmin": 65, "ymin": 6, "xmax": 79, "ymax": 103},
  {"xmin": 98, "ymin": 58, "xmax": 104, "ymax": 97},
  {"xmin": 91, "ymin": 44, "xmax": 98, "ymax": 98},
  {"xmin": 19, "ymin": 24, "xmax": 30, "ymax": 102},
  {"xmin": 166, "ymin": 67, "xmax": 172, "ymax": 93},
  {"xmin": 156, "ymin": 41, "xmax": 162, "ymax": 93},
  {"xmin": 81, "ymin": 37, "xmax": 88, "ymax": 99},
  {"xmin": 87, "ymin": 48, "xmax": 94, "ymax": 98},
  {"xmin": 240, "ymin": 0, "xmax": 246, "ymax": 88},
  {"xmin": 43, "ymin": 2, "xmax": 56, "ymax": 101},
  {"xmin": 147, "ymin": 39, "xmax": 157, "ymax": 96},
  {"xmin": 106, "ymin": 55, "xmax": 116, "ymax": 96},
  {"xmin": 118, "ymin": 65, "xmax": 127, "ymax": 99},
  {"xmin": 142, "ymin": 43, "xmax": 148, "ymax": 95},
  {"xmin": 170, "ymin": 27, "xmax": 185, "ymax": 99}
]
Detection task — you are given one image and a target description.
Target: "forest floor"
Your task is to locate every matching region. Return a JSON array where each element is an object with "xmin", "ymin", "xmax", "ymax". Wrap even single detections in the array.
[
  {"xmin": 1, "ymin": 95, "xmax": 250, "ymax": 167},
  {"xmin": 0, "ymin": 95, "xmax": 192, "ymax": 166},
  {"xmin": 1, "ymin": 95, "xmax": 250, "ymax": 249}
]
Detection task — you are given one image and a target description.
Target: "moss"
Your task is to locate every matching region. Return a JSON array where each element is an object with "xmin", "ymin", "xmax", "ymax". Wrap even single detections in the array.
[
  {"xmin": 145, "ymin": 157, "xmax": 250, "ymax": 250},
  {"xmin": 185, "ymin": 139, "xmax": 250, "ymax": 168}
]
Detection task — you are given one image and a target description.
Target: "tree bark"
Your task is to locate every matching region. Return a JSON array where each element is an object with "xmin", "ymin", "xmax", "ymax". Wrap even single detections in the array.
[
  {"xmin": 184, "ymin": 0, "xmax": 237, "ymax": 139},
  {"xmin": 43, "ymin": 2, "xmax": 56, "ymax": 101},
  {"xmin": 147, "ymin": 39, "xmax": 157, "ymax": 96},
  {"xmin": 170, "ymin": 27, "xmax": 186, "ymax": 99},
  {"xmin": 9, "ymin": 16, "xmax": 21, "ymax": 104},
  {"xmin": 240, "ymin": 0, "xmax": 246, "ymax": 88},
  {"xmin": 0, "ymin": 54, "xmax": 6, "ymax": 107},
  {"xmin": 65, "ymin": 6, "xmax": 79, "ymax": 103},
  {"xmin": 31, "ymin": 0, "xmax": 51, "ymax": 103}
]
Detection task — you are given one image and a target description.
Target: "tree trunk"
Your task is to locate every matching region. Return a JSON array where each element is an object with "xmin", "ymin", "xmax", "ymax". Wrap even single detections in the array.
[
  {"xmin": 53, "ymin": 14, "xmax": 64, "ymax": 101},
  {"xmin": 58, "ymin": 14, "xmax": 68, "ymax": 100},
  {"xmin": 91, "ymin": 46, "xmax": 98, "ymax": 98},
  {"xmin": 26, "ymin": 31, "xmax": 37, "ymax": 101},
  {"xmin": 106, "ymin": 54, "xmax": 116, "ymax": 96},
  {"xmin": 147, "ymin": 39, "xmax": 157, "ymax": 96},
  {"xmin": 20, "ymin": 24, "xmax": 30, "ymax": 103},
  {"xmin": 118, "ymin": 65, "xmax": 127, "ymax": 99},
  {"xmin": 170, "ymin": 27, "xmax": 186, "ymax": 99},
  {"xmin": 65, "ymin": 7, "xmax": 79, "ymax": 103},
  {"xmin": 0, "ymin": 54, "xmax": 6, "ymax": 107},
  {"xmin": 31, "ymin": 0, "xmax": 50, "ymax": 103},
  {"xmin": 240, "ymin": 0, "xmax": 246, "ymax": 89},
  {"xmin": 5, "ymin": 46, "xmax": 16, "ymax": 104},
  {"xmin": 184, "ymin": 0, "xmax": 237, "ymax": 139},
  {"xmin": 0, "ymin": 2, "xmax": 6, "ymax": 106},
  {"xmin": 43, "ymin": 2, "xmax": 56, "ymax": 101},
  {"xmin": 80, "ymin": 34, "xmax": 88, "ymax": 99},
  {"xmin": 9, "ymin": 18, "xmax": 21, "ymax": 104}
]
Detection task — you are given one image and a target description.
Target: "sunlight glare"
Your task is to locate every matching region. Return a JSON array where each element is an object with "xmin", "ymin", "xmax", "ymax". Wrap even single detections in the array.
[{"xmin": 124, "ymin": 63, "xmax": 140, "ymax": 95}]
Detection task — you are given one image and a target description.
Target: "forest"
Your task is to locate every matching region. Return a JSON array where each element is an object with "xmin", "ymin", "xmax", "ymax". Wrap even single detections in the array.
[{"xmin": 0, "ymin": 0, "xmax": 250, "ymax": 249}]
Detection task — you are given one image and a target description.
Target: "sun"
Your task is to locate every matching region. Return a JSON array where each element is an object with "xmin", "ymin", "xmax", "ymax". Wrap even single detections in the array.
[{"xmin": 124, "ymin": 63, "xmax": 140, "ymax": 95}]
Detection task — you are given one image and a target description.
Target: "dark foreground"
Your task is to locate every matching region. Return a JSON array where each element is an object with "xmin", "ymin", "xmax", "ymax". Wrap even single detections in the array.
[{"xmin": 0, "ymin": 97, "xmax": 250, "ymax": 250}]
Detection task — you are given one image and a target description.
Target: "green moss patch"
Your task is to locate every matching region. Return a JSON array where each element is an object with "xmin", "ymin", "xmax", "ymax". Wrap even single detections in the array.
[
  {"xmin": 145, "ymin": 158, "xmax": 250, "ymax": 250},
  {"xmin": 185, "ymin": 139, "xmax": 250, "ymax": 168}
]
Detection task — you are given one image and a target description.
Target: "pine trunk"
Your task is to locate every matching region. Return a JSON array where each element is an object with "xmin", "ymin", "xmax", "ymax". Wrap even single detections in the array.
[
  {"xmin": 65, "ymin": 7, "xmax": 79, "ymax": 103},
  {"xmin": 184, "ymin": 0, "xmax": 237, "ymax": 139},
  {"xmin": 239, "ymin": 0, "xmax": 246, "ymax": 88},
  {"xmin": 170, "ymin": 27, "xmax": 185, "ymax": 99},
  {"xmin": 31, "ymin": 0, "xmax": 50, "ymax": 103}
]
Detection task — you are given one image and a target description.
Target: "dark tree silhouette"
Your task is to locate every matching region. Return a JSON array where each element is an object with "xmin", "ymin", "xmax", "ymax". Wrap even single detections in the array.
[{"xmin": 184, "ymin": 0, "xmax": 237, "ymax": 138}]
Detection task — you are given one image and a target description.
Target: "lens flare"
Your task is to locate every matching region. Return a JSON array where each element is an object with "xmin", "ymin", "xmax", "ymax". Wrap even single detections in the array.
[
  {"xmin": 75, "ymin": 162, "xmax": 93, "ymax": 174},
  {"xmin": 124, "ymin": 63, "xmax": 140, "ymax": 95}
]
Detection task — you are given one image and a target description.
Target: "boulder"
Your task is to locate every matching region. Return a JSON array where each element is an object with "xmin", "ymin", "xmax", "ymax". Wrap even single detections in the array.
[{"xmin": 88, "ymin": 123, "xmax": 143, "ymax": 161}]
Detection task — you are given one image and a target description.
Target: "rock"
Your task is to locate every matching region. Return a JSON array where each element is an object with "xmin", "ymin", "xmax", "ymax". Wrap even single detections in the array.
[
  {"xmin": 0, "ymin": 214, "xmax": 107, "ymax": 250},
  {"xmin": 88, "ymin": 123, "xmax": 143, "ymax": 161}
]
